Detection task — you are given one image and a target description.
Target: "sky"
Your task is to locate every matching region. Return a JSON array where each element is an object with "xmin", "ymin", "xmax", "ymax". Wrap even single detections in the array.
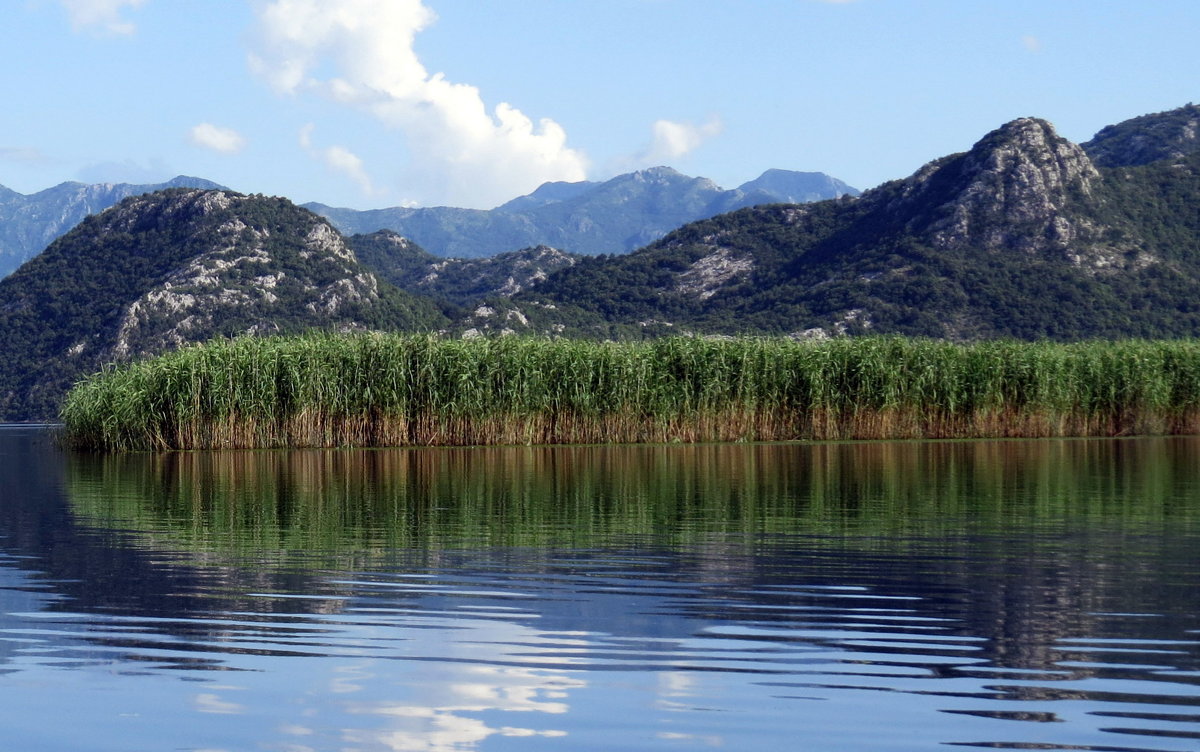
[{"xmin": 1, "ymin": 0, "xmax": 1197, "ymax": 210}]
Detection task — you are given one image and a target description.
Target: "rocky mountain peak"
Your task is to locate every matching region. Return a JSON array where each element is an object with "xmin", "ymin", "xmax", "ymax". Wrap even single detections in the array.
[
  {"xmin": 902, "ymin": 117, "xmax": 1101, "ymax": 254},
  {"xmin": 632, "ymin": 166, "xmax": 685, "ymax": 181},
  {"xmin": 95, "ymin": 188, "xmax": 235, "ymax": 234},
  {"xmin": 370, "ymin": 229, "xmax": 420, "ymax": 250}
]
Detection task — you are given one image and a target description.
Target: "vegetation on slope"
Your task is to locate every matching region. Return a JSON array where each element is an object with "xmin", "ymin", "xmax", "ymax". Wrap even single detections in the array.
[
  {"xmin": 348, "ymin": 230, "xmax": 578, "ymax": 308},
  {"xmin": 0, "ymin": 175, "xmax": 224, "ymax": 279},
  {"xmin": 1083, "ymin": 103, "xmax": 1200, "ymax": 167}
]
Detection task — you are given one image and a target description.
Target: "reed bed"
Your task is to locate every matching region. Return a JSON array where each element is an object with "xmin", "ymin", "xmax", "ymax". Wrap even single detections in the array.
[{"xmin": 60, "ymin": 334, "xmax": 1200, "ymax": 450}]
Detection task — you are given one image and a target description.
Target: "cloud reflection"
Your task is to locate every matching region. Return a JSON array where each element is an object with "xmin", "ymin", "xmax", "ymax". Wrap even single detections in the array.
[
  {"xmin": 343, "ymin": 664, "xmax": 582, "ymax": 751},
  {"xmin": 194, "ymin": 692, "xmax": 244, "ymax": 715}
]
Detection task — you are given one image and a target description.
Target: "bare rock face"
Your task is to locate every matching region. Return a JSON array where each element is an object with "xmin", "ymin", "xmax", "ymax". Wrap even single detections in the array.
[
  {"xmin": 674, "ymin": 244, "xmax": 754, "ymax": 300},
  {"xmin": 909, "ymin": 118, "xmax": 1102, "ymax": 254}
]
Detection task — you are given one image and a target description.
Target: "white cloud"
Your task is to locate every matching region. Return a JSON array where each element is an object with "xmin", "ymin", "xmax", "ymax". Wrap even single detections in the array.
[
  {"xmin": 1022, "ymin": 35, "xmax": 1043, "ymax": 53},
  {"xmin": 189, "ymin": 123, "xmax": 247, "ymax": 154},
  {"xmin": 58, "ymin": 0, "xmax": 147, "ymax": 35},
  {"xmin": 644, "ymin": 118, "xmax": 723, "ymax": 163},
  {"xmin": 323, "ymin": 145, "xmax": 374, "ymax": 195},
  {"xmin": 248, "ymin": 0, "xmax": 588, "ymax": 208},
  {"xmin": 299, "ymin": 124, "xmax": 375, "ymax": 196},
  {"xmin": 604, "ymin": 117, "xmax": 723, "ymax": 176}
]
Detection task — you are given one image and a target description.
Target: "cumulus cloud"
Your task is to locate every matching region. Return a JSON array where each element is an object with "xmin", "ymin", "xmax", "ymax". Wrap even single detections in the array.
[
  {"xmin": 189, "ymin": 123, "xmax": 247, "ymax": 154},
  {"xmin": 299, "ymin": 124, "xmax": 375, "ymax": 196},
  {"xmin": 58, "ymin": 0, "xmax": 147, "ymax": 35},
  {"xmin": 644, "ymin": 118, "xmax": 723, "ymax": 163},
  {"xmin": 248, "ymin": 0, "xmax": 588, "ymax": 208},
  {"xmin": 604, "ymin": 117, "xmax": 723, "ymax": 176}
]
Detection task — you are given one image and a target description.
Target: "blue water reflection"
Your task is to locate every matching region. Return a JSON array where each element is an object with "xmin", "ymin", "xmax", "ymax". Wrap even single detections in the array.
[{"xmin": 0, "ymin": 426, "xmax": 1197, "ymax": 751}]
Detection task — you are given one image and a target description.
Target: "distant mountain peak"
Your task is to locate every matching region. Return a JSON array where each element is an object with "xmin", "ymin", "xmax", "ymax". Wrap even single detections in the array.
[
  {"xmin": 633, "ymin": 165, "xmax": 686, "ymax": 178},
  {"xmin": 163, "ymin": 175, "xmax": 227, "ymax": 190},
  {"xmin": 1083, "ymin": 103, "xmax": 1200, "ymax": 167},
  {"xmin": 609, "ymin": 166, "xmax": 716, "ymax": 190},
  {"xmin": 736, "ymin": 169, "xmax": 860, "ymax": 203},
  {"xmin": 316, "ymin": 166, "xmax": 857, "ymax": 259},
  {"xmin": 493, "ymin": 179, "xmax": 596, "ymax": 213}
]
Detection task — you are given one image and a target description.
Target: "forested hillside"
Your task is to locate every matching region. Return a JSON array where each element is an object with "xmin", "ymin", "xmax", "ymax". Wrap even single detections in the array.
[{"xmin": 0, "ymin": 189, "xmax": 445, "ymax": 419}]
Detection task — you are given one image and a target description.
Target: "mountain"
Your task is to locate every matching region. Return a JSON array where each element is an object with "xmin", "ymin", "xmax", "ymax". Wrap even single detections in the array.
[
  {"xmin": 6, "ymin": 104, "xmax": 1197, "ymax": 418},
  {"xmin": 0, "ymin": 175, "xmax": 224, "ymax": 279},
  {"xmin": 1082, "ymin": 103, "xmax": 1199, "ymax": 167},
  {"xmin": 492, "ymin": 180, "xmax": 598, "ymax": 213},
  {"xmin": 458, "ymin": 105, "xmax": 1200, "ymax": 341},
  {"xmin": 347, "ymin": 230, "xmax": 579, "ymax": 308},
  {"xmin": 732, "ymin": 169, "xmax": 861, "ymax": 206},
  {"xmin": 306, "ymin": 167, "xmax": 858, "ymax": 259},
  {"xmin": 0, "ymin": 189, "xmax": 447, "ymax": 420}
]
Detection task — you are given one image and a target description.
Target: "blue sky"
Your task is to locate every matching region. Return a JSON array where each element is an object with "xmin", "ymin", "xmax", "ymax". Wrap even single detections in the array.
[{"xmin": 1, "ymin": 0, "xmax": 1196, "ymax": 210}]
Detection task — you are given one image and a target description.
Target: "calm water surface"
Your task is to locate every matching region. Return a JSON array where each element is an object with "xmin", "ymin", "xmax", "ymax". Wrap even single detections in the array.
[{"xmin": 0, "ymin": 426, "xmax": 1198, "ymax": 751}]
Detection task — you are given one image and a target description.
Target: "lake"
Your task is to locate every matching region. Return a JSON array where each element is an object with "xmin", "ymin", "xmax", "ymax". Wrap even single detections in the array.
[{"xmin": 1, "ymin": 425, "xmax": 1197, "ymax": 751}]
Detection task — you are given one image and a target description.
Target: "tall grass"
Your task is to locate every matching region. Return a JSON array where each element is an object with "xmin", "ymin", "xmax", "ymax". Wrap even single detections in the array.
[{"xmin": 60, "ymin": 334, "xmax": 1200, "ymax": 450}]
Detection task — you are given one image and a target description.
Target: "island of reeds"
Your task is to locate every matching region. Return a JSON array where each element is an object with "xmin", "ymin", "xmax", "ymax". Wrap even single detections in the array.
[{"xmin": 60, "ymin": 334, "xmax": 1200, "ymax": 451}]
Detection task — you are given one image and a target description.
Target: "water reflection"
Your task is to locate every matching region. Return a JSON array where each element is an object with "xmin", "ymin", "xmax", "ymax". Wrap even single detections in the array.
[
  {"xmin": 0, "ymin": 430, "xmax": 1196, "ymax": 750},
  {"xmin": 65, "ymin": 438, "xmax": 1200, "ymax": 554}
]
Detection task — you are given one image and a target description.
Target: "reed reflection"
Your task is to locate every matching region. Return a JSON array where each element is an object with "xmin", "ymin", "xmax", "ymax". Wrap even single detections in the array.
[
  {"xmin": 66, "ymin": 438, "xmax": 1200, "ymax": 559},
  {"xmin": 27, "ymin": 436, "xmax": 1200, "ymax": 750}
]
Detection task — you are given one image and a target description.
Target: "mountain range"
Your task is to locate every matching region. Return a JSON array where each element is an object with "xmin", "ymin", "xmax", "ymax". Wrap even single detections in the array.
[
  {"xmin": 0, "ymin": 168, "xmax": 854, "ymax": 281},
  {"xmin": 0, "ymin": 103, "xmax": 1196, "ymax": 420},
  {"xmin": 463, "ymin": 104, "xmax": 1200, "ymax": 341},
  {"xmin": 306, "ymin": 167, "xmax": 859, "ymax": 258}
]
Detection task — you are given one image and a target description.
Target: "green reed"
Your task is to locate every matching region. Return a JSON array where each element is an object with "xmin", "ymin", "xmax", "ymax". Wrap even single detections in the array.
[{"xmin": 60, "ymin": 334, "xmax": 1200, "ymax": 450}]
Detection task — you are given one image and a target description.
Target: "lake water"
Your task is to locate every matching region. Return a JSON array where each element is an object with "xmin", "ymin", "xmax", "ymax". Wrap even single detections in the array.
[{"xmin": 1, "ymin": 425, "xmax": 1197, "ymax": 751}]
